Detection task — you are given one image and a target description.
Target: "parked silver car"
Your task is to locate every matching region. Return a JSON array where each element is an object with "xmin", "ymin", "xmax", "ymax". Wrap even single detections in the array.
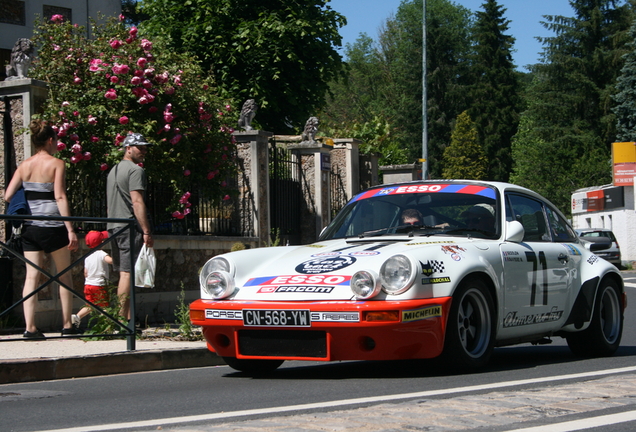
[{"xmin": 576, "ymin": 229, "xmax": 621, "ymax": 267}]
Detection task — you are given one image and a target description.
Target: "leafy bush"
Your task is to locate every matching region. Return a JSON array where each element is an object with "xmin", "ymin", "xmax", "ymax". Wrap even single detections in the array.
[{"xmin": 30, "ymin": 14, "xmax": 238, "ymax": 215}]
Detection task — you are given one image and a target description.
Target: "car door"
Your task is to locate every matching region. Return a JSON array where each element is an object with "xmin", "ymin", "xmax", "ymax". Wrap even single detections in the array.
[{"xmin": 499, "ymin": 193, "xmax": 574, "ymax": 340}]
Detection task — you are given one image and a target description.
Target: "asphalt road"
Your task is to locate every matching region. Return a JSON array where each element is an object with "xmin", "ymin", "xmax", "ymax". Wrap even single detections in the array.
[{"xmin": 2, "ymin": 272, "xmax": 636, "ymax": 432}]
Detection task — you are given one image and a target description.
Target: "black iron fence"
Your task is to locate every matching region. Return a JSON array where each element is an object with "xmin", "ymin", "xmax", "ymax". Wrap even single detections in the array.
[
  {"xmin": 331, "ymin": 165, "xmax": 348, "ymax": 220},
  {"xmin": 0, "ymin": 214, "xmax": 139, "ymax": 349},
  {"xmin": 269, "ymin": 143, "xmax": 302, "ymax": 245}
]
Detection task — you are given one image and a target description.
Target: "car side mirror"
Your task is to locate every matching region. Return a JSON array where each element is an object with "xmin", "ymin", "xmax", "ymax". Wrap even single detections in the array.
[
  {"xmin": 580, "ymin": 238, "xmax": 612, "ymax": 252},
  {"xmin": 505, "ymin": 221, "xmax": 525, "ymax": 243}
]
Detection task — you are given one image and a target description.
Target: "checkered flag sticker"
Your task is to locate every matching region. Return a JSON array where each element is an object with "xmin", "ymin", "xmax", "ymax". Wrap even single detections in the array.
[{"xmin": 421, "ymin": 260, "xmax": 445, "ymax": 275}]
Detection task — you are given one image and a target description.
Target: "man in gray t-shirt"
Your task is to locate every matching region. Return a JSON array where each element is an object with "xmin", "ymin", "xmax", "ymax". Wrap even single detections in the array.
[{"xmin": 106, "ymin": 132, "xmax": 154, "ymax": 320}]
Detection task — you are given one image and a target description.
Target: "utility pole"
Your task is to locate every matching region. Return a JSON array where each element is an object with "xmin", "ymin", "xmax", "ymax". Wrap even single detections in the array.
[{"xmin": 421, "ymin": 0, "xmax": 428, "ymax": 179}]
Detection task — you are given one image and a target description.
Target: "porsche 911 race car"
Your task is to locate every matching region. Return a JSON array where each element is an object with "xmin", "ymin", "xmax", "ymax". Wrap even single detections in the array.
[{"xmin": 189, "ymin": 180, "xmax": 625, "ymax": 373}]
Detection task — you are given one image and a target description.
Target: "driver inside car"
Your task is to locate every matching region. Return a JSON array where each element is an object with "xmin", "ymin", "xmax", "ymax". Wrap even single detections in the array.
[
  {"xmin": 463, "ymin": 203, "xmax": 495, "ymax": 232},
  {"xmin": 401, "ymin": 208, "xmax": 424, "ymax": 226}
]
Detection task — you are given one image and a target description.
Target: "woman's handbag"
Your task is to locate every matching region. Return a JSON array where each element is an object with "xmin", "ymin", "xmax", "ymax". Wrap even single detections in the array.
[
  {"xmin": 0, "ymin": 227, "xmax": 23, "ymax": 259},
  {"xmin": 134, "ymin": 244, "xmax": 156, "ymax": 288}
]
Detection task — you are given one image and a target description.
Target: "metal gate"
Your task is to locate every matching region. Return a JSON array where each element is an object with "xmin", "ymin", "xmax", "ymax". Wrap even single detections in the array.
[
  {"xmin": 269, "ymin": 144, "xmax": 302, "ymax": 245},
  {"xmin": 331, "ymin": 165, "xmax": 348, "ymax": 219}
]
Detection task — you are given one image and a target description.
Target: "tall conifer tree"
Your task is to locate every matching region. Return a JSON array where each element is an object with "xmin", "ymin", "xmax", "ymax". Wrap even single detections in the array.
[
  {"xmin": 614, "ymin": 19, "xmax": 636, "ymax": 141},
  {"xmin": 468, "ymin": 0, "xmax": 520, "ymax": 182}
]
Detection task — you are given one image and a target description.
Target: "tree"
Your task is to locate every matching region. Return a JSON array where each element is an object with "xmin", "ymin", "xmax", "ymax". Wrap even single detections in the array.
[
  {"xmin": 139, "ymin": 0, "xmax": 347, "ymax": 133},
  {"xmin": 614, "ymin": 19, "xmax": 636, "ymax": 141},
  {"xmin": 442, "ymin": 111, "xmax": 487, "ymax": 180},
  {"xmin": 30, "ymin": 15, "xmax": 236, "ymax": 218},
  {"xmin": 511, "ymin": 0, "xmax": 634, "ymax": 212},
  {"xmin": 468, "ymin": 0, "xmax": 520, "ymax": 182}
]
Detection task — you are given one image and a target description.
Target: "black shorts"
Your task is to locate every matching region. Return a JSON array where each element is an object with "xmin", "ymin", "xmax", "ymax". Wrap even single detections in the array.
[
  {"xmin": 108, "ymin": 228, "xmax": 143, "ymax": 273},
  {"xmin": 21, "ymin": 225, "xmax": 69, "ymax": 253}
]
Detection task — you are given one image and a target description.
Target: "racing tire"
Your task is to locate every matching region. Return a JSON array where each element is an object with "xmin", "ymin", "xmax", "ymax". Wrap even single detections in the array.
[
  {"xmin": 442, "ymin": 279, "xmax": 495, "ymax": 371},
  {"xmin": 222, "ymin": 357, "xmax": 284, "ymax": 374},
  {"xmin": 566, "ymin": 279, "xmax": 623, "ymax": 358}
]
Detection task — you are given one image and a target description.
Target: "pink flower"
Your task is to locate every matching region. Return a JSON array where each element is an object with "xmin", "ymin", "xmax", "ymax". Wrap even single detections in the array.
[
  {"xmin": 142, "ymin": 79, "xmax": 152, "ymax": 89},
  {"xmin": 71, "ymin": 143, "xmax": 83, "ymax": 153},
  {"xmin": 74, "ymin": 76, "xmax": 82, "ymax": 84},
  {"xmin": 164, "ymin": 113, "xmax": 174, "ymax": 123},
  {"xmin": 61, "ymin": 101, "xmax": 70, "ymax": 108},
  {"xmin": 119, "ymin": 116, "xmax": 129, "ymax": 125},
  {"xmin": 70, "ymin": 133, "xmax": 79, "ymax": 142},
  {"xmin": 110, "ymin": 76, "xmax": 119, "ymax": 84},
  {"xmin": 119, "ymin": 14, "xmax": 125, "ymax": 21},
  {"xmin": 136, "ymin": 57, "xmax": 147, "ymax": 68},
  {"xmin": 57, "ymin": 142, "xmax": 67, "ymax": 151},
  {"xmin": 109, "ymin": 39, "xmax": 123, "ymax": 50},
  {"xmin": 115, "ymin": 134, "xmax": 125, "ymax": 144},
  {"xmin": 130, "ymin": 76, "xmax": 142, "ymax": 85},
  {"xmin": 144, "ymin": 68, "xmax": 155, "ymax": 77},
  {"xmin": 183, "ymin": 169, "xmax": 191, "ymax": 176},
  {"xmin": 134, "ymin": 69, "xmax": 144, "ymax": 77},
  {"xmin": 170, "ymin": 134, "xmax": 182, "ymax": 145},
  {"xmin": 104, "ymin": 89, "xmax": 117, "ymax": 100},
  {"xmin": 164, "ymin": 87, "xmax": 175, "ymax": 95},
  {"xmin": 83, "ymin": 152, "xmax": 92, "ymax": 160},
  {"xmin": 126, "ymin": 36, "xmax": 135, "ymax": 44},
  {"xmin": 100, "ymin": 163, "xmax": 109, "ymax": 171},
  {"xmin": 73, "ymin": 111, "xmax": 79, "ymax": 116},
  {"xmin": 88, "ymin": 115, "xmax": 98, "ymax": 125},
  {"xmin": 129, "ymin": 27, "xmax": 138, "ymax": 37},
  {"xmin": 51, "ymin": 14, "xmax": 64, "ymax": 23},
  {"xmin": 223, "ymin": 195, "xmax": 230, "ymax": 201},
  {"xmin": 202, "ymin": 84, "xmax": 209, "ymax": 90},
  {"xmin": 225, "ymin": 104, "xmax": 231, "ymax": 111},
  {"xmin": 90, "ymin": 136, "xmax": 99, "ymax": 143},
  {"xmin": 148, "ymin": 106, "xmax": 158, "ymax": 113},
  {"xmin": 183, "ymin": 208, "xmax": 191, "ymax": 215},
  {"xmin": 89, "ymin": 59, "xmax": 104, "ymax": 72},
  {"xmin": 70, "ymin": 154, "xmax": 83, "ymax": 163},
  {"xmin": 112, "ymin": 63, "xmax": 130, "ymax": 75},
  {"xmin": 140, "ymin": 39, "xmax": 152, "ymax": 51},
  {"xmin": 207, "ymin": 171, "xmax": 215, "ymax": 179},
  {"xmin": 172, "ymin": 211, "xmax": 184, "ymax": 219}
]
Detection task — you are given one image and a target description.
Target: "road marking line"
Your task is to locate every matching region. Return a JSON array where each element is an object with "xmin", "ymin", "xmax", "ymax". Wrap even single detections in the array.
[
  {"xmin": 39, "ymin": 365, "xmax": 636, "ymax": 432},
  {"xmin": 623, "ymin": 282, "xmax": 636, "ymax": 289},
  {"xmin": 504, "ymin": 409, "xmax": 636, "ymax": 431}
]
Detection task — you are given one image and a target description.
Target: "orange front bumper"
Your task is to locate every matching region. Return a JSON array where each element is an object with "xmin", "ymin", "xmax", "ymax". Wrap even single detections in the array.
[{"xmin": 190, "ymin": 298, "xmax": 452, "ymax": 362}]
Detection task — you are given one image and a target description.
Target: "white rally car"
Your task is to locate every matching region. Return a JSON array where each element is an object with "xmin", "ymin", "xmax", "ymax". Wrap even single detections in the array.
[{"xmin": 190, "ymin": 180, "xmax": 625, "ymax": 373}]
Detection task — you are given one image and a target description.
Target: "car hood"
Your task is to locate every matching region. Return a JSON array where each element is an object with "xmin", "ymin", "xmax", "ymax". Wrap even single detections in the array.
[{"xmin": 224, "ymin": 236, "xmax": 484, "ymax": 301}]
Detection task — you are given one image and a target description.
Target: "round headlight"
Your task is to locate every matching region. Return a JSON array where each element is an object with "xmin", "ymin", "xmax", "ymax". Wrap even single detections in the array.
[
  {"xmin": 199, "ymin": 257, "xmax": 233, "ymax": 288},
  {"xmin": 351, "ymin": 270, "xmax": 382, "ymax": 299},
  {"xmin": 204, "ymin": 270, "xmax": 235, "ymax": 299},
  {"xmin": 380, "ymin": 255, "xmax": 414, "ymax": 295}
]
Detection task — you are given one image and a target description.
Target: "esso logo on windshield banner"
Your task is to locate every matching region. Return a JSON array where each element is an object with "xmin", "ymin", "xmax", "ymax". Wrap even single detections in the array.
[
  {"xmin": 295, "ymin": 256, "xmax": 356, "ymax": 274},
  {"xmin": 394, "ymin": 185, "xmax": 443, "ymax": 194}
]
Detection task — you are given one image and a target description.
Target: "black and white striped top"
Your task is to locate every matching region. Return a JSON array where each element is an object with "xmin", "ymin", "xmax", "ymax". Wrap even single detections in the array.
[{"xmin": 23, "ymin": 181, "xmax": 63, "ymax": 228}]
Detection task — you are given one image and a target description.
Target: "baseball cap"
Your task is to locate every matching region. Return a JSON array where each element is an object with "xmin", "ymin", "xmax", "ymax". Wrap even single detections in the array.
[
  {"xmin": 122, "ymin": 132, "xmax": 152, "ymax": 147},
  {"xmin": 85, "ymin": 230, "xmax": 109, "ymax": 248}
]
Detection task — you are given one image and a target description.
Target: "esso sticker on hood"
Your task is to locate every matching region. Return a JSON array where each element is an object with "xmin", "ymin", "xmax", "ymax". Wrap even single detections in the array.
[{"xmin": 244, "ymin": 274, "xmax": 351, "ymax": 286}]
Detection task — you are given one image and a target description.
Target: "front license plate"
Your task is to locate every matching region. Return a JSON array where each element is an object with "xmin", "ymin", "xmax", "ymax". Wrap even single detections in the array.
[{"xmin": 243, "ymin": 309, "xmax": 311, "ymax": 327}]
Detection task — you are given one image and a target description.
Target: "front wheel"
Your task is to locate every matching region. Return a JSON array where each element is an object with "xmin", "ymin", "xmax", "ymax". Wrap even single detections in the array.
[
  {"xmin": 442, "ymin": 279, "xmax": 495, "ymax": 371},
  {"xmin": 222, "ymin": 357, "xmax": 284, "ymax": 374},
  {"xmin": 567, "ymin": 279, "xmax": 623, "ymax": 357}
]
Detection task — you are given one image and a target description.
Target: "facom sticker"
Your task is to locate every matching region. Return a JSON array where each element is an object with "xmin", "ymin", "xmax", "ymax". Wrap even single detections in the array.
[
  {"xmin": 402, "ymin": 305, "xmax": 443, "ymax": 322},
  {"xmin": 295, "ymin": 256, "xmax": 357, "ymax": 274}
]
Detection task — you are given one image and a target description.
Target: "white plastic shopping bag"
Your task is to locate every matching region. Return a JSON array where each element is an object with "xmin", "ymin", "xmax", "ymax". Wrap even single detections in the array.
[{"xmin": 134, "ymin": 244, "xmax": 156, "ymax": 288}]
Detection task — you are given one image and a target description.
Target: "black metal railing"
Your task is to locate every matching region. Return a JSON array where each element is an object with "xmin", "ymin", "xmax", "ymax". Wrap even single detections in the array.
[{"xmin": 0, "ymin": 214, "xmax": 139, "ymax": 350}]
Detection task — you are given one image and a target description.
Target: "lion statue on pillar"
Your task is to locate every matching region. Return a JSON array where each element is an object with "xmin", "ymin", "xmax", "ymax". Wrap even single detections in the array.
[{"xmin": 5, "ymin": 38, "xmax": 34, "ymax": 81}]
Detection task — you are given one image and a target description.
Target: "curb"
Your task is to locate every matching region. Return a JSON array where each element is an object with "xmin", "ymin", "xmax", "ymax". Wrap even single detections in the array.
[{"xmin": 0, "ymin": 348, "xmax": 225, "ymax": 384}]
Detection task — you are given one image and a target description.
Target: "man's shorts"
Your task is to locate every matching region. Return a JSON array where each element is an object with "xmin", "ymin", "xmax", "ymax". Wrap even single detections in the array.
[
  {"xmin": 84, "ymin": 284, "xmax": 108, "ymax": 307},
  {"xmin": 22, "ymin": 225, "xmax": 69, "ymax": 253},
  {"xmin": 108, "ymin": 228, "xmax": 143, "ymax": 273}
]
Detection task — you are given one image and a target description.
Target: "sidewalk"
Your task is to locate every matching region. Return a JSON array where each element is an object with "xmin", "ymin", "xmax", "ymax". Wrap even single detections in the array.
[{"xmin": 0, "ymin": 329, "xmax": 225, "ymax": 384}]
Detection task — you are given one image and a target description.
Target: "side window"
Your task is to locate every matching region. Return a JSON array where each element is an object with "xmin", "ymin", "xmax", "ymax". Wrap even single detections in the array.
[
  {"xmin": 545, "ymin": 206, "xmax": 577, "ymax": 242},
  {"xmin": 506, "ymin": 194, "xmax": 550, "ymax": 242}
]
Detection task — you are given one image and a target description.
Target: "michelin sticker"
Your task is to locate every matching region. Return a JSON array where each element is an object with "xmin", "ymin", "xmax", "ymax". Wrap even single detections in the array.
[{"xmin": 402, "ymin": 305, "xmax": 443, "ymax": 322}]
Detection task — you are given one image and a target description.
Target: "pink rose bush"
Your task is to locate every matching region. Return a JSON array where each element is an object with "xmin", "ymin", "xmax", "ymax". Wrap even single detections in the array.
[{"xmin": 31, "ymin": 15, "xmax": 237, "ymax": 216}]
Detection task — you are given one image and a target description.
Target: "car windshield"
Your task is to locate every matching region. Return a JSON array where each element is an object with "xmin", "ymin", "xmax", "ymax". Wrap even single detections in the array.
[{"xmin": 320, "ymin": 183, "xmax": 500, "ymax": 240}]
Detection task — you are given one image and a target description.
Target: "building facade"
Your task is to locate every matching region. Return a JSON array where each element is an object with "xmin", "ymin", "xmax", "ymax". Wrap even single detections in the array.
[{"xmin": 1, "ymin": 0, "xmax": 121, "ymax": 80}]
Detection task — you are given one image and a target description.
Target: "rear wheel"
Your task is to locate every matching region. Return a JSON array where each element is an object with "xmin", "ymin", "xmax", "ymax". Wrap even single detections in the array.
[
  {"xmin": 567, "ymin": 279, "xmax": 623, "ymax": 357},
  {"xmin": 442, "ymin": 279, "xmax": 495, "ymax": 370},
  {"xmin": 222, "ymin": 357, "xmax": 284, "ymax": 374}
]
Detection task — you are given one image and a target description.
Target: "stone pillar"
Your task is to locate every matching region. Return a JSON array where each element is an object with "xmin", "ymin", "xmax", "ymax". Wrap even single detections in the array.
[
  {"xmin": 288, "ymin": 141, "xmax": 333, "ymax": 242},
  {"xmin": 380, "ymin": 163, "xmax": 422, "ymax": 184},
  {"xmin": 332, "ymin": 138, "xmax": 361, "ymax": 199},
  {"xmin": 233, "ymin": 130, "xmax": 272, "ymax": 248}
]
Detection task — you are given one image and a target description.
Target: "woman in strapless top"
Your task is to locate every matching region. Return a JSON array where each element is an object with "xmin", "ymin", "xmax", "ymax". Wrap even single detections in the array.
[{"xmin": 4, "ymin": 119, "xmax": 79, "ymax": 338}]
